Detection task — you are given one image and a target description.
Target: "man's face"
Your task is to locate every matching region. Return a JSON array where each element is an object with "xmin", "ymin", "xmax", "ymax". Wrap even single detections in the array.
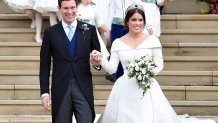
[{"xmin": 58, "ymin": 0, "xmax": 77, "ymax": 25}]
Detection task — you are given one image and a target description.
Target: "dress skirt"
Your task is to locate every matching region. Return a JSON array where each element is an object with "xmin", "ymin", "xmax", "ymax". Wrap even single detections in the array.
[
  {"xmin": 8, "ymin": 0, "xmax": 35, "ymax": 10},
  {"xmin": 98, "ymin": 70, "xmax": 216, "ymax": 123},
  {"xmin": 4, "ymin": 0, "xmax": 24, "ymax": 13},
  {"xmin": 33, "ymin": 0, "xmax": 58, "ymax": 13}
]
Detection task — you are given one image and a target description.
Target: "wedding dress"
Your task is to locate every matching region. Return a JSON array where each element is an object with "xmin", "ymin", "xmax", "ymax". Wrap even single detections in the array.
[{"xmin": 98, "ymin": 35, "xmax": 216, "ymax": 123}]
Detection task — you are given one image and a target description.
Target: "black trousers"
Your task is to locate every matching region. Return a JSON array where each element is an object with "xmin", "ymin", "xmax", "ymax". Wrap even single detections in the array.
[{"xmin": 55, "ymin": 79, "xmax": 92, "ymax": 123}]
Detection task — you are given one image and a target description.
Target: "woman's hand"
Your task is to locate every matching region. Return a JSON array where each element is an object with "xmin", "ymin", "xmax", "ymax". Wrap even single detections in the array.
[{"xmin": 90, "ymin": 50, "xmax": 102, "ymax": 65}]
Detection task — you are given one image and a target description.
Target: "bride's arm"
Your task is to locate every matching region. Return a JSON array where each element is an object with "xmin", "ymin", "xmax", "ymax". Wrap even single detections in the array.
[
  {"xmin": 152, "ymin": 48, "xmax": 164, "ymax": 75},
  {"xmin": 101, "ymin": 51, "xmax": 119, "ymax": 74}
]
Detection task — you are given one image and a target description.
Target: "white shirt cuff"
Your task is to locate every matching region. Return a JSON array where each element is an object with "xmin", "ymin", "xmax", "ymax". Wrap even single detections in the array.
[{"xmin": 41, "ymin": 93, "xmax": 49, "ymax": 98}]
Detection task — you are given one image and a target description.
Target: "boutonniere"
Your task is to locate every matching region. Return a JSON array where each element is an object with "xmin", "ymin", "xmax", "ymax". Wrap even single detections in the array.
[{"xmin": 80, "ymin": 24, "xmax": 89, "ymax": 34}]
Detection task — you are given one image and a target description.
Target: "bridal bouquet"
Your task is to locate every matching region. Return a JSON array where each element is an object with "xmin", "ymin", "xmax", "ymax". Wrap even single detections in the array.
[{"xmin": 126, "ymin": 55, "xmax": 157, "ymax": 97}]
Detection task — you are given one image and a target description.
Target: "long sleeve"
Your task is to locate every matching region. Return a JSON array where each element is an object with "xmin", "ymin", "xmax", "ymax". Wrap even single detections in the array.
[
  {"xmin": 40, "ymin": 29, "xmax": 51, "ymax": 95},
  {"xmin": 108, "ymin": 0, "xmax": 115, "ymax": 30},
  {"xmin": 94, "ymin": 4, "xmax": 104, "ymax": 28},
  {"xmin": 152, "ymin": 47, "xmax": 164, "ymax": 75},
  {"xmin": 101, "ymin": 50, "xmax": 120, "ymax": 74}
]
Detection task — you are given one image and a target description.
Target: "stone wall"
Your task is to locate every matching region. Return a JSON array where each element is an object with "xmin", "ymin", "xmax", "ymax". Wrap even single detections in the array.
[{"xmin": 163, "ymin": 0, "xmax": 209, "ymax": 14}]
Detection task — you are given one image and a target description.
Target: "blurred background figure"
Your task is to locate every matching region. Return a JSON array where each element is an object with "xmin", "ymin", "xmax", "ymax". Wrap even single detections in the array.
[
  {"xmin": 33, "ymin": 0, "xmax": 61, "ymax": 42},
  {"xmin": 77, "ymin": 0, "xmax": 110, "ymax": 58},
  {"xmin": 92, "ymin": 0, "xmax": 110, "ymax": 46},
  {"xmin": 4, "ymin": 0, "xmax": 36, "ymax": 29},
  {"xmin": 141, "ymin": 0, "xmax": 161, "ymax": 37},
  {"xmin": 3, "ymin": 0, "xmax": 61, "ymax": 43}
]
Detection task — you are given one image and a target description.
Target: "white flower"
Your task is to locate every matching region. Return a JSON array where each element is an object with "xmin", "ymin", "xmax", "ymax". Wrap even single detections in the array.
[
  {"xmin": 135, "ymin": 66, "xmax": 140, "ymax": 71},
  {"xmin": 137, "ymin": 74, "xmax": 142, "ymax": 80},
  {"xmin": 141, "ymin": 81, "xmax": 146, "ymax": 85},
  {"xmin": 142, "ymin": 69, "xmax": 146, "ymax": 74},
  {"xmin": 126, "ymin": 55, "xmax": 157, "ymax": 97},
  {"xmin": 80, "ymin": 24, "xmax": 89, "ymax": 34}
]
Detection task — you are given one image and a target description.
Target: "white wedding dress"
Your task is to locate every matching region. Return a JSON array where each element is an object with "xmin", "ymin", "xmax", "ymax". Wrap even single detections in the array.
[{"xmin": 98, "ymin": 36, "xmax": 216, "ymax": 123}]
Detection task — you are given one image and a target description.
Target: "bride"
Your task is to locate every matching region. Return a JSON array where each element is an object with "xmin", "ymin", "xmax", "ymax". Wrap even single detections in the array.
[{"xmin": 90, "ymin": 3, "xmax": 216, "ymax": 123}]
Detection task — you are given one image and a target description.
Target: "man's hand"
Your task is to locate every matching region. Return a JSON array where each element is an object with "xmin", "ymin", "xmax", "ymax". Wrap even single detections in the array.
[
  {"xmin": 90, "ymin": 50, "xmax": 102, "ymax": 65},
  {"xmin": 41, "ymin": 95, "xmax": 51, "ymax": 111}
]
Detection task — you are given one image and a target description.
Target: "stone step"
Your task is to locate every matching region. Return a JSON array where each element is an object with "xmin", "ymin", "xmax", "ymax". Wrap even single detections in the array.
[
  {"xmin": 0, "ymin": 42, "xmax": 40, "ymax": 56},
  {"xmin": 162, "ymin": 15, "xmax": 218, "ymax": 29},
  {"xmin": 163, "ymin": 56, "xmax": 218, "ymax": 71},
  {"xmin": 0, "ymin": 70, "xmax": 217, "ymax": 86},
  {"xmin": 0, "ymin": 28, "xmax": 36, "ymax": 42},
  {"xmin": 0, "ymin": 85, "xmax": 187, "ymax": 101},
  {"xmin": 0, "ymin": 114, "xmax": 101, "ymax": 123},
  {"xmin": 0, "ymin": 14, "xmax": 49, "ymax": 29},
  {"xmin": 1, "ymin": 28, "xmax": 218, "ymax": 43},
  {"xmin": 162, "ymin": 42, "xmax": 218, "ymax": 56},
  {"xmin": 2, "ymin": 42, "xmax": 218, "ymax": 56},
  {"xmin": 0, "ymin": 56, "xmax": 218, "ymax": 71},
  {"xmin": 160, "ymin": 29, "xmax": 218, "ymax": 43},
  {"xmin": 1, "ymin": 14, "xmax": 218, "ymax": 29},
  {"xmin": 0, "ymin": 115, "xmax": 216, "ymax": 123},
  {"xmin": 0, "ymin": 100, "xmax": 217, "ymax": 115},
  {"xmin": 1, "ymin": 85, "xmax": 218, "ymax": 101}
]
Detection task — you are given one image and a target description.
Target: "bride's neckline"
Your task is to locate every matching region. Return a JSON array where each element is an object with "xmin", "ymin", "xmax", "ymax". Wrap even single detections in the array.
[{"xmin": 118, "ymin": 35, "xmax": 151, "ymax": 50}]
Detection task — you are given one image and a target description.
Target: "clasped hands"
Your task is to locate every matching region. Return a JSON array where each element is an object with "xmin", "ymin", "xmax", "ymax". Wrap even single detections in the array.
[{"xmin": 90, "ymin": 50, "xmax": 102, "ymax": 65}]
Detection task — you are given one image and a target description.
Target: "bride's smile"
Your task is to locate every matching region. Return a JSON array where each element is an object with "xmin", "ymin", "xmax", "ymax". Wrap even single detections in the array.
[{"xmin": 127, "ymin": 13, "xmax": 144, "ymax": 33}]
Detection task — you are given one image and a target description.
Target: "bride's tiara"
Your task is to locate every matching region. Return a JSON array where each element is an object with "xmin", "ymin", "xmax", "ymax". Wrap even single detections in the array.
[{"xmin": 125, "ymin": 4, "xmax": 144, "ymax": 15}]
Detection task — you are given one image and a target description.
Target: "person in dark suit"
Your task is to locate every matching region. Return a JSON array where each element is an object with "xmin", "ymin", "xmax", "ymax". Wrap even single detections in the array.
[{"xmin": 39, "ymin": 0, "xmax": 101, "ymax": 123}]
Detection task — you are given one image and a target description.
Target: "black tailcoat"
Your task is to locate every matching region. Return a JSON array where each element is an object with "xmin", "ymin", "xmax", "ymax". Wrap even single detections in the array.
[{"xmin": 39, "ymin": 20, "xmax": 100, "ymax": 122}]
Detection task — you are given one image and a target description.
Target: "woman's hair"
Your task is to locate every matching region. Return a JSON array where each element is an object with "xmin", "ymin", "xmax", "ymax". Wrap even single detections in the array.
[{"xmin": 124, "ymin": 5, "xmax": 146, "ymax": 29}]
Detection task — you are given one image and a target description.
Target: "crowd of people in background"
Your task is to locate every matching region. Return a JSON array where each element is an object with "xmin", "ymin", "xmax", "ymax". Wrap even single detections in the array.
[{"xmin": 3, "ymin": 0, "xmax": 163, "ymax": 45}]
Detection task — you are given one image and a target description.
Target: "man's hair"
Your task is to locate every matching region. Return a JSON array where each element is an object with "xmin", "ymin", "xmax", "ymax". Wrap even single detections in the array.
[{"xmin": 58, "ymin": 0, "xmax": 79, "ymax": 7}]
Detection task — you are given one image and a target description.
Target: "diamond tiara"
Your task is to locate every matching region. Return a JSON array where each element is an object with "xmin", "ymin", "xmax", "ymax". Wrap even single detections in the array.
[{"xmin": 125, "ymin": 4, "xmax": 144, "ymax": 15}]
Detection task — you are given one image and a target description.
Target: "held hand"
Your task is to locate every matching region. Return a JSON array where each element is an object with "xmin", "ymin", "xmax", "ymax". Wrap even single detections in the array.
[
  {"xmin": 90, "ymin": 50, "xmax": 102, "ymax": 65},
  {"xmin": 41, "ymin": 95, "xmax": 51, "ymax": 111}
]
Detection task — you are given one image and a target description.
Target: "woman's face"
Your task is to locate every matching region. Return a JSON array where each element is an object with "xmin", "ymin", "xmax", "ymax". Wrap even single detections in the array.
[
  {"xmin": 81, "ymin": 0, "xmax": 92, "ymax": 5},
  {"xmin": 127, "ymin": 12, "xmax": 144, "ymax": 33}
]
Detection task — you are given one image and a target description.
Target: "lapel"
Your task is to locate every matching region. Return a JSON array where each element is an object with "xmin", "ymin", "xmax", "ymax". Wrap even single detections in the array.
[
  {"xmin": 56, "ymin": 22, "xmax": 72, "ymax": 61},
  {"xmin": 74, "ymin": 21, "xmax": 88, "ymax": 60}
]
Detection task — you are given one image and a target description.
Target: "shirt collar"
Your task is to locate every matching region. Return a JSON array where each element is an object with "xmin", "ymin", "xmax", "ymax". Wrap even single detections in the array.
[{"xmin": 62, "ymin": 20, "xmax": 77, "ymax": 29}]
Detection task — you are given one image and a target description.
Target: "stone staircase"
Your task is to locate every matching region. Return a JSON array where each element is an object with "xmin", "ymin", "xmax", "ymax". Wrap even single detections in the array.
[{"xmin": 1, "ymin": 1, "xmax": 218, "ymax": 123}]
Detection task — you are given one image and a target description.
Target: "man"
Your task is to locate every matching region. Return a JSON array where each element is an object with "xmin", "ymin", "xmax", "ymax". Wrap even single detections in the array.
[{"xmin": 39, "ymin": 0, "xmax": 100, "ymax": 123}]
